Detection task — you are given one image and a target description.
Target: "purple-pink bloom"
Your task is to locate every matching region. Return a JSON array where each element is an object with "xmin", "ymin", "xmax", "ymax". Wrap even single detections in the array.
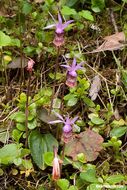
[
  {"xmin": 49, "ymin": 112, "xmax": 78, "ymax": 137},
  {"xmin": 27, "ymin": 58, "xmax": 35, "ymax": 72},
  {"xmin": 45, "ymin": 13, "xmax": 74, "ymax": 34},
  {"xmin": 44, "ymin": 13, "xmax": 74, "ymax": 47},
  {"xmin": 61, "ymin": 58, "xmax": 84, "ymax": 87}
]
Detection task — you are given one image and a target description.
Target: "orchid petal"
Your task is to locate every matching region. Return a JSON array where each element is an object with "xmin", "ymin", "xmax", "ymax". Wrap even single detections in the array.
[
  {"xmin": 72, "ymin": 58, "xmax": 77, "ymax": 68},
  {"xmin": 62, "ymin": 20, "xmax": 74, "ymax": 30},
  {"xmin": 49, "ymin": 120, "xmax": 64, "ymax": 124},
  {"xmin": 61, "ymin": 64, "xmax": 71, "ymax": 69},
  {"xmin": 43, "ymin": 24, "xmax": 56, "ymax": 30},
  {"xmin": 53, "ymin": 111, "xmax": 65, "ymax": 122},
  {"xmin": 70, "ymin": 116, "xmax": 78, "ymax": 124},
  {"xmin": 65, "ymin": 116, "xmax": 72, "ymax": 125},
  {"xmin": 75, "ymin": 62, "xmax": 84, "ymax": 70},
  {"xmin": 58, "ymin": 13, "xmax": 62, "ymax": 25}
]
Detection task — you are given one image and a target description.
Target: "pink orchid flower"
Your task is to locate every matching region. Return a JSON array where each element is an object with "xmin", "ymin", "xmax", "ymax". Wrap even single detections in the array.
[
  {"xmin": 44, "ymin": 13, "xmax": 74, "ymax": 46},
  {"xmin": 61, "ymin": 58, "xmax": 84, "ymax": 87}
]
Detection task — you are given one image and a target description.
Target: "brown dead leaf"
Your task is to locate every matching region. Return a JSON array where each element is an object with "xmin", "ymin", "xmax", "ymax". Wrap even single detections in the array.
[
  {"xmin": 88, "ymin": 32, "xmax": 126, "ymax": 53},
  {"xmin": 7, "ymin": 57, "xmax": 28, "ymax": 69},
  {"xmin": 65, "ymin": 129, "xmax": 103, "ymax": 162},
  {"xmin": 89, "ymin": 75, "xmax": 101, "ymax": 101}
]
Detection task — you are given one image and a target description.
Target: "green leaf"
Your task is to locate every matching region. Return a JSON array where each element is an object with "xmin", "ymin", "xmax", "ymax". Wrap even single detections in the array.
[
  {"xmin": 49, "ymin": 72, "xmax": 63, "ymax": 80},
  {"xmin": 61, "ymin": 6, "xmax": 77, "ymax": 15},
  {"xmin": 10, "ymin": 111, "xmax": 26, "ymax": 123},
  {"xmin": 83, "ymin": 96, "xmax": 95, "ymax": 107},
  {"xmin": 11, "ymin": 38, "xmax": 20, "ymax": 47},
  {"xmin": 22, "ymin": 159, "xmax": 33, "ymax": 169},
  {"xmin": 0, "ymin": 31, "xmax": 20, "ymax": 47},
  {"xmin": 110, "ymin": 127, "xmax": 127, "ymax": 138},
  {"xmin": 28, "ymin": 119, "xmax": 37, "ymax": 129},
  {"xmin": 91, "ymin": 116, "xmax": 104, "ymax": 125},
  {"xmin": 12, "ymin": 129, "xmax": 23, "ymax": 142},
  {"xmin": 91, "ymin": 0, "xmax": 105, "ymax": 13},
  {"xmin": 86, "ymin": 184, "xmax": 102, "ymax": 190},
  {"xmin": 44, "ymin": 152, "xmax": 53, "ymax": 166},
  {"xmin": 79, "ymin": 10, "xmax": 94, "ymax": 21},
  {"xmin": 13, "ymin": 158, "xmax": 22, "ymax": 166},
  {"xmin": 0, "ymin": 144, "xmax": 22, "ymax": 165},
  {"xmin": 57, "ymin": 179, "xmax": 69, "ymax": 190},
  {"xmin": 122, "ymin": 0, "xmax": 127, "ymax": 3},
  {"xmin": 67, "ymin": 97, "xmax": 78, "ymax": 106},
  {"xmin": 68, "ymin": 186, "xmax": 78, "ymax": 190},
  {"xmin": 106, "ymin": 174, "xmax": 125, "ymax": 184},
  {"xmin": 16, "ymin": 123, "xmax": 25, "ymax": 131},
  {"xmin": 22, "ymin": 2, "xmax": 32, "ymax": 15},
  {"xmin": 0, "ymin": 31, "xmax": 11, "ymax": 46},
  {"xmin": 28, "ymin": 131, "xmax": 58, "ymax": 170},
  {"xmin": 19, "ymin": 93, "xmax": 27, "ymax": 103},
  {"xmin": 80, "ymin": 168, "xmax": 98, "ymax": 183},
  {"xmin": 65, "ymin": 0, "xmax": 78, "ymax": 7}
]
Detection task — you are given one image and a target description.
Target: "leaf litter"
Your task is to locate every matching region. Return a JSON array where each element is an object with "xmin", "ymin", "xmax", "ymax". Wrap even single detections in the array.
[
  {"xmin": 87, "ymin": 32, "xmax": 126, "ymax": 53},
  {"xmin": 89, "ymin": 75, "xmax": 101, "ymax": 101},
  {"xmin": 65, "ymin": 129, "xmax": 104, "ymax": 162}
]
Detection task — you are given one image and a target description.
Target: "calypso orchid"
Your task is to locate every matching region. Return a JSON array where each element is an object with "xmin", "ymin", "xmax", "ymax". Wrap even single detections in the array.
[
  {"xmin": 61, "ymin": 58, "xmax": 84, "ymax": 87},
  {"xmin": 27, "ymin": 58, "xmax": 35, "ymax": 72},
  {"xmin": 49, "ymin": 112, "xmax": 78, "ymax": 143},
  {"xmin": 52, "ymin": 147, "xmax": 62, "ymax": 181},
  {"xmin": 44, "ymin": 13, "xmax": 74, "ymax": 47}
]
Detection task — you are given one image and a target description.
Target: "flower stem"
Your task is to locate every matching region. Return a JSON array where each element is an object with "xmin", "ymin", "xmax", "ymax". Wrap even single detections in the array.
[
  {"xmin": 50, "ymin": 47, "xmax": 60, "ymax": 114},
  {"xmin": 25, "ymin": 72, "xmax": 31, "ymax": 147}
]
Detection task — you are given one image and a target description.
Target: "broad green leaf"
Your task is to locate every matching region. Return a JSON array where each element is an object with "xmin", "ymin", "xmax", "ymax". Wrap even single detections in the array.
[
  {"xmin": 0, "ymin": 31, "xmax": 20, "ymax": 47},
  {"xmin": 44, "ymin": 152, "xmax": 54, "ymax": 166},
  {"xmin": 68, "ymin": 186, "xmax": 78, "ymax": 190},
  {"xmin": 86, "ymin": 184, "xmax": 102, "ymax": 190},
  {"xmin": 10, "ymin": 111, "xmax": 26, "ymax": 123},
  {"xmin": 43, "ymin": 133, "xmax": 58, "ymax": 151},
  {"xmin": 91, "ymin": 116, "xmax": 104, "ymax": 125},
  {"xmin": 0, "ymin": 31, "xmax": 11, "ymax": 46},
  {"xmin": 61, "ymin": 6, "xmax": 77, "ymax": 15},
  {"xmin": 106, "ymin": 174, "xmax": 125, "ymax": 184},
  {"xmin": 110, "ymin": 127, "xmax": 127, "ymax": 138},
  {"xmin": 28, "ymin": 130, "xmax": 47, "ymax": 170},
  {"xmin": 0, "ymin": 144, "xmax": 22, "ymax": 165},
  {"xmin": 57, "ymin": 179, "xmax": 69, "ymax": 190},
  {"xmin": 80, "ymin": 168, "xmax": 98, "ymax": 183},
  {"xmin": 79, "ymin": 10, "xmax": 94, "ymax": 21},
  {"xmin": 91, "ymin": 0, "xmax": 105, "ymax": 13},
  {"xmin": 28, "ymin": 130, "xmax": 58, "ymax": 170}
]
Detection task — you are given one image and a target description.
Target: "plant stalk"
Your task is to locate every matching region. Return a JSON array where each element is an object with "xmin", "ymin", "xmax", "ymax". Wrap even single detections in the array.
[
  {"xmin": 50, "ymin": 47, "xmax": 60, "ymax": 114},
  {"xmin": 25, "ymin": 72, "xmax": 31, "ymax": 147}
]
